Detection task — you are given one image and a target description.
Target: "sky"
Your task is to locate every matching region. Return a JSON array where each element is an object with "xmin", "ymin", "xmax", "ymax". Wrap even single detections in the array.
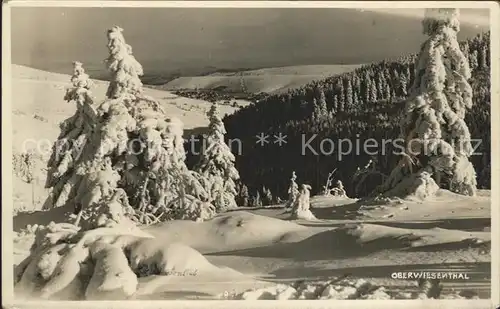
[{"xmin": 10, "ymin": 7, "xmax": 490, "ymax": 79}]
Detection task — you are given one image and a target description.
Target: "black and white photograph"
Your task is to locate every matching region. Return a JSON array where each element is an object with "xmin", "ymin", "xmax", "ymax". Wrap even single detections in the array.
[{"xmin": 2, "ymin": 1, "xmax": 499, "ymax": 306}]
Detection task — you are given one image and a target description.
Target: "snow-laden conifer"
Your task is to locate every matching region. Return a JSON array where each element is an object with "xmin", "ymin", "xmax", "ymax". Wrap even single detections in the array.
[
  {"xmin": 195, "ymin": 103, "xmax": 240, "ymax": 211},
  {"xmin": 382, "ymin": 9, "xmax": 477, "ymax": 198},
  {"xmin": 43, "ymin": 61, "xmax": 99, "ymax": 209},
  {"xmin": 285, "ymin": 171, "xmax": 299, "ymax": 209}
]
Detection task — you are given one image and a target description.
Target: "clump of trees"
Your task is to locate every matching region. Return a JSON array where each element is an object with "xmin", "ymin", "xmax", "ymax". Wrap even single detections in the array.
[
  {"xmin": 172, "ymin": 88, "xmax": 268, "ymax": 104},
  {"xmin": 223, "ymin": 28, "xmax": 490, "ymax": 199},
  {"xmin": 43, "ymin": 26, "xmax": 242, "ymax": 227}
]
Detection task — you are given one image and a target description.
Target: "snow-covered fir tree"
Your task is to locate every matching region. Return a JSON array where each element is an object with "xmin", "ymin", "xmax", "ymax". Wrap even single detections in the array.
[
  {"xmin": 377, "ymin": 74, "xmax": 384, "ymax": 98},
  {"xmin": 252, "ymin": 191, "xmax": 263, "ymax": 207},
  {"xmin": 105, "ymin": 26, "xmax": 143, "ymax": 99},
  {"xmin": 262, "ymin": 186, "xmax": 273, "ymax": 206},
  {"xmin": 237, "ymin": 182, "xmax": 249, "ymax": 206},
  {"xmin": 479, "ymin": 37, "xmax": 488, "ymax": 69},
  {"xmin": 290, "ymin": 184, "xmax": 316, "ymax": 220},
  {"xmin": 353, "ymin": 91, "xmax": 359, "ymax": 108},
  {"xmin": 44, "ymin": 61, "xmax": 99, "ymax": 208},
  {"xmin": 354, "ymin": 75, "xmax": 362, "ymax": 93},
  {"xmin": 195, "ymin": 102, "xmax": 240, "ymax": 212},
  {"xmin": 44, "ymin": 26, "xmax": 215, "ymax": 227},
  {"xmin": 311, "ymin": 98, "xmax": 320, "ymax": 121},
  {"xmin": 469, "ymin": 50, "xmax": 478, "ymax": 70},
  {"xmin": 382, "ymin": 9, "xmax": 477, "ymax": 198},
  {"xmin": 337, "ymin": 79, "xmax": 345, "ymax": 112},
  {"xmin": 399, "ymin": 74, "xmax": 408, "ymax": 96},
  {"xmin": 345, "ymin": 79, "xmax": 353, "ymax": 108},
  {"xmin": 385, "ymin": 84, "xmax": 392, "ymax": 101},
  {"xmin": 363, "ymin": 73, "xmax": 371, "ymax": 101},
  {"xmin": 370, "ymin": 81, "xmax": 378, "ymax": 102},
  {"xmin": 318, "ymin": 88, "xmax": 328, "ymax": 117},
  {"xmin": 285, "ymin": 171, "xmax": 299, "ymax": 209},
  {"xmin": 332, "ymin": 95, "xmax": 339, "ymax": 113}
]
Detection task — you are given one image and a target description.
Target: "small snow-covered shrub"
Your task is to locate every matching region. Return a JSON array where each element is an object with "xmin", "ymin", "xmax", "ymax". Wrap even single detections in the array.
[
  {"xmin": 330, "ymin": 180, "xmax": 347, "ymax": 197},
  {"xmin": 285, "ymin": 171, "xmax": 299, "ymax": 209},
  {"xmin": 13, "ymin": 152, "xmax": 37, "ymax": 183},
  {"xmin": 290, "ymin": 184, "xmax": 316, "ymax": 220}
]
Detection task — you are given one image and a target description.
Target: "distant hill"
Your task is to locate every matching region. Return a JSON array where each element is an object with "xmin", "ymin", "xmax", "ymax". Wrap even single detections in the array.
[{"xmin": 161, "ymin": 64, "xmax": 363, "ymax": 94}]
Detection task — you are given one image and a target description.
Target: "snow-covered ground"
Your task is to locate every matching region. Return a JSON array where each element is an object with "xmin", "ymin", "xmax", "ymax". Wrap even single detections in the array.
[
  {"xmin": 13, "ymin": 198, "xmax": 491, "ymax": 300},
  {"xmin": 9, "ymin": 65, "xmax": 491, "ymax": 301}
]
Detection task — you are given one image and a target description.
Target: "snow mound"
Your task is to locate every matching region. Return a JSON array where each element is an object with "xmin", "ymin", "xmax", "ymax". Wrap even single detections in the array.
[
  {"xmin": 126, "ymin": 240, "xmax": 222, "ymax": 277},
  {"xmin": 384, "ymin": 171, "xmax": 439, "ymax": 201},
  {"xmin": 85, "ymin": 241, "xmax": 138, "ymax": 300},
  {"xmin": 345, "ymin": 187, "xmax": 491, "ymax": 221},
  {"xmin": 144, "ymin": 211, "xmax": 489, "ymax": 262},
  {"xmin": 334, "ymin": 223, "xmax": 490, "ymax": 250},
  {"xmin": 211, "ymin": 211, "xmax": 307, "ymax": 237},
  {"xmin": 212, "ymin": 222, "xmax": 490, "ymax": 261},
  {"xmin": 290, "ymin": 209, "xmax": 317, "ymax": 221},
  {"xmin": 14, "ymin": 222, "xmax": 246, "ymax": 301},
  {"xmin": 144, "ymin": 211, "xmax": 308, "ymax": 252}
]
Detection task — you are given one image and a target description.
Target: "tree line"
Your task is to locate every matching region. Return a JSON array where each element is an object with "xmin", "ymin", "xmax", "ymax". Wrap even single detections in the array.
[{"xmin": 209, "ymin": 32, "xmax": 491, "ymax": 200}]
